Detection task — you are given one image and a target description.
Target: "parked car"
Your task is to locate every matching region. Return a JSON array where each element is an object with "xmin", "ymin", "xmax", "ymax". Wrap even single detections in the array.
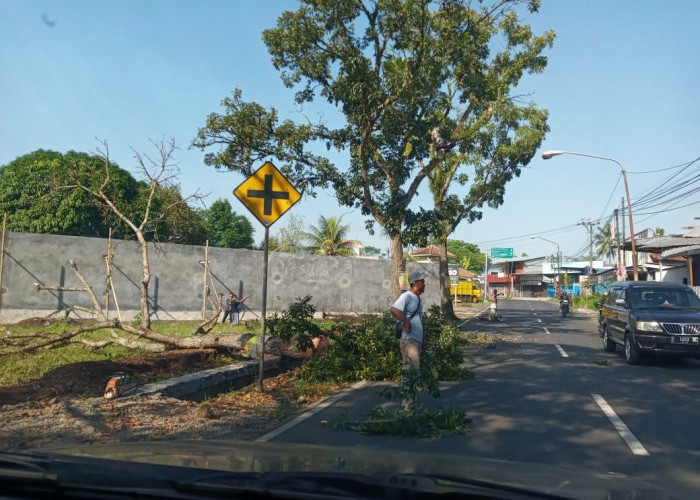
[{"xmin": 600, "ymin": 281, "xmax": 700, "ymax": 364}]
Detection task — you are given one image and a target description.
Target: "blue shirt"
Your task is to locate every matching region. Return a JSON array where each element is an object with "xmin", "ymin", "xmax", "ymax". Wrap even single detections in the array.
[{"xmin": 392, "ymin": 291, "xmax": 423, "ymax": 342}]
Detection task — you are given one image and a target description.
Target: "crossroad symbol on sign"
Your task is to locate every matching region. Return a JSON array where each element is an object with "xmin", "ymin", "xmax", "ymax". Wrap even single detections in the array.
[
  {"xmin": 234, "ymin": 161, "xmax": 301, "ymax": 227},
  {"xmin": 248, "ymin": 174, "xmax": 289, "ymax": 216}
]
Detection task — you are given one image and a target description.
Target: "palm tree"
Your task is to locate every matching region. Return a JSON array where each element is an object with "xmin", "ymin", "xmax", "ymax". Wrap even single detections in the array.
[
  {"xmin": 594, "ymin": 222, "xmax": 617, "ymax": 262},
  {"xmin": 304, "ymin": 215, "xmax": 361, "ymax": 257}
]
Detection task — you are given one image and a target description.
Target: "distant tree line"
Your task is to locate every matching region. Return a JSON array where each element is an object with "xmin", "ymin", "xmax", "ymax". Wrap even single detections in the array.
[{"xmin": 0, "ymin": 149, "xmax": 255, "ymax": 249}]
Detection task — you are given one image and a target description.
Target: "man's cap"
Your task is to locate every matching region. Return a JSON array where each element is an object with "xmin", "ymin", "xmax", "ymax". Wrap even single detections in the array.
[{"xmin": 409, "ymin": 271, "xmax": 426, "ymax": 284}]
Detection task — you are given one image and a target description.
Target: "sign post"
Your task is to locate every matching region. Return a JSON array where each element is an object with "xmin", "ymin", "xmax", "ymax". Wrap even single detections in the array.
[
  {"xmin": 448, "ymin": 263, "xmax": 459, "ymax": 302},
  {"xmin": 234, "ymin": 161, "xmax": 301, "ymax": 392}
]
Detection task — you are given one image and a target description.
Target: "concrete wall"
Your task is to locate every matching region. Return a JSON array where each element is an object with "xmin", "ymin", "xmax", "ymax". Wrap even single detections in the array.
[{"xmin": 0, "ymin": 232, "xmax": 440, "ymax": 323}]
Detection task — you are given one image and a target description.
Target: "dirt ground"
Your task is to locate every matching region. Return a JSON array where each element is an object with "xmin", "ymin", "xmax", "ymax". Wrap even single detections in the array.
[{"xmin": 0, "ymin": 348, "xmax": 325, "ymax": 452}]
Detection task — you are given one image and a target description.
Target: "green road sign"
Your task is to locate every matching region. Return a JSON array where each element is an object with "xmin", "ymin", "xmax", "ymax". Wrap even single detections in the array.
[{"xmin": 491, "ymin": 247, "xmax": 513, "ymax": 259}]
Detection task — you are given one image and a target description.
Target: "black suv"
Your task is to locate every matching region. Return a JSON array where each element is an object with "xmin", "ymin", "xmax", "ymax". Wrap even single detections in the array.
[{"xmin": 599, "ymin": 281, "xmax": 700, "ymax": 364}]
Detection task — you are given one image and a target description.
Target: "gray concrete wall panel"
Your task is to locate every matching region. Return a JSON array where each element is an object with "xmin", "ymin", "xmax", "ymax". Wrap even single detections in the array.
[{"xmin": 0, "ymin": 231, "xmax": 440, "ymax": 322}]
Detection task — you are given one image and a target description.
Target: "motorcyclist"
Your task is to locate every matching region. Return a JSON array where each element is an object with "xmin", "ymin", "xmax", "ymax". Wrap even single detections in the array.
[{"xmin": 559, "ymin": 290, "xmax": 571, "ymax": 312}]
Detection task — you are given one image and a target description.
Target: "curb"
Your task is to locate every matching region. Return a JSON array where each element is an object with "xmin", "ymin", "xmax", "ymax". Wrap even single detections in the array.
[{"xmin": 121, "ymin": 356, "xmax": 281, "ymax": 400}]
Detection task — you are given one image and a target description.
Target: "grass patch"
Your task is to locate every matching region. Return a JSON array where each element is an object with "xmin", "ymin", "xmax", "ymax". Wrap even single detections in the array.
[
  {"xmin": 0, "ymin": 343, "xmax": 141, "ymax": 385},
  {"xmin": 0, "ymin": 320, "xmax": 251, "ymax": 386}
]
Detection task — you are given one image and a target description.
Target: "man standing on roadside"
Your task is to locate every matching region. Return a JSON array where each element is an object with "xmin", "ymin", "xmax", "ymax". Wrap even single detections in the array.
[{"xmin": 390, "ymin": 271, "xmax": 425, "ymax": 408}]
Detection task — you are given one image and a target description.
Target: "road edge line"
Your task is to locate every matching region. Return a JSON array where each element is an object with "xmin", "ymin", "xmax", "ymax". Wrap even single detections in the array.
[
  {"xmin": 255, "ymin": 380, "xmax": 369, "ymax": 442},
  {"xmin": 458, "ymin": 305, "xmax": 491, "ymax": 328}
]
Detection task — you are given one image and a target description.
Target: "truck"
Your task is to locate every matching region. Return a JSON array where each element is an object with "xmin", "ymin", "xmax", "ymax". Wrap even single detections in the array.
[{"xmin": 450, "ymin": 277, "xmax": 482, "ymax": 303}]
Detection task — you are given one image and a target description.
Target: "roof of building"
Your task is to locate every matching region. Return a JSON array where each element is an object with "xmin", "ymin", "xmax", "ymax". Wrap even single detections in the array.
[
  {"xmin": 410, "ymin": 245, "xmax": 455, "ymax": 258},
  {"xmin": 459, "ymin": 268, "xmax": 477, "ymax": 278}
]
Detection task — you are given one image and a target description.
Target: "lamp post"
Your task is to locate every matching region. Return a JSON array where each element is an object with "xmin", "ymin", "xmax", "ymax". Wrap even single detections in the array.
[
  {"xmin": 532, "ymin": 236, "xmax": 560, "ymax": 294},
  {"xmin": 542, "ymin": 150, "xmax": 638, "ymax": 281}
]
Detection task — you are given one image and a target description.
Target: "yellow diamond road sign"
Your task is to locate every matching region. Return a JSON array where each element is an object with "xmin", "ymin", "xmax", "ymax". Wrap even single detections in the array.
[{"xmin": 233, "ymin": 161, "xmax": 301, "ymax": 227}]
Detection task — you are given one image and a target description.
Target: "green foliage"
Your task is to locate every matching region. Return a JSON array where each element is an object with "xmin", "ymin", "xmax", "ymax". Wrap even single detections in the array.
[
  {"xmin": 131, "ymin": 311, "xmax": 144, "ymax": 327},
  {"xmin": 203, "ymin": 198, "xmax": 255, "ymax": 248},
  {"xmin": 0, "ymin": 320, "xmax": 253, "ymax": 386},
  {"xmin": 594, "ymin": 222, "xmax": 617, "ymax": 261},
  {"xmin": 193, "ymin": 0, "xmax": 555, "ymax": 299},
  {"xmin": 422, "ymin": 306, "xmax": 472, "ymax": 382},
  {"xmin": 0, "ymin": 150, "xmax": 140, "ymax": 238},
  {"xmin": 148, "ymin": 184, "xmax": 208, "ymax": 245},
  {"xmin": 304, "ymin": 215, "xmax": 359, "ymax": 256},
  {"xmin": 0, "ymin": 149, "xmax": 211, "ymax": 244},
  {"xmin": 331, "ymin": 405, "xmax": 471, "ymax": 438},
  {"xmin": 191, "ymin": 89, "xmax": 337, "ymax": 197},
  {"xmin": 0, "ymin": 343, "xmax": 141, "ymax": 386},
  {"xmin": 268, "ymin": 214, "xmax": 307, "ymax": 253},
  {"xmin": 296, "ymin": 303, "xmax": 471, "ymax": 388},
  {"xmin": 562, "ymin": 272, "xmax": 573, "ymax": 287},
  {"xmin": 360, "ymin": 245, "xmax": 382, "ymax": 257},
  {"xmin": 299, "ymin": 314, "xmax": 402, "ymax": 384},
  {"xmin": 573, "ymin": 293, "xmax": 603, "ymax": 311},
  {"xmin": 267, "ymin": 295, "xmax": 323, "ymax": 353},
  {"xmin": 446, "ymin": 240, "xmax": 486, "ymax": 273}
]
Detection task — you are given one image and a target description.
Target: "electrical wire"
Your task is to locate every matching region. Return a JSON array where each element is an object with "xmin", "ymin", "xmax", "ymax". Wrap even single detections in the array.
[
  {"xmin": 628, "ymin": 158, "xmax": 700, "ymax": 211},
  {"xmin": 596, "ymin": 173, "xmax": 622, "ymax": 223},
  {"xmin": 473, "ymin": 157, "xmax": 700, "ymax": 257},
  {"xmin": 628, "ymin": 157, "xmax": 700, "ymax": 175}
]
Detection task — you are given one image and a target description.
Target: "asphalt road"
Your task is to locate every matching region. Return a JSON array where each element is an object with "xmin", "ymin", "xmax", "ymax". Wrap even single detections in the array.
[{"xmin": 261, "ymin": 298, "xmax": 700, "ymax": 495}]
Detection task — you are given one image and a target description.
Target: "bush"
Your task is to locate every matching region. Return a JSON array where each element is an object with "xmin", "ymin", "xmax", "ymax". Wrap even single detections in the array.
[
  {"xmin": 573, "ymin": 293, "xmax": 603, "ymax": 310},
  {"xmin": 421, "ymin": 305, "xmax": 471, "ymax": 382},
  {"xmin": 268, "ymin": 299, "xmax": 471, "ymax": 392},
  {"xmin": 299, "ymin": 313, "xmax": 401, "ymax": 383},
  {"xmin": 267, "ymin": 295, "xmax": 323, "ymax": 353}
]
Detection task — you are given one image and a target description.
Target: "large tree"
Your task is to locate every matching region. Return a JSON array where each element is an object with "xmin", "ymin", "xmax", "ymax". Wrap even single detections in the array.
[
  {"xmin": 407, "ymin": 89, "xmax": 550, "ymax": 317},
  {"xmin": 203, "ymin": 198, "xmax": 255, "ymax": 248},
  {"xmin": 0, "ymin": 149, "xmax": 211, "ymax": 245},
  {"xmin": 446, "ymin": 240, "xmax": 486, "ymax": 274},
  {"xmin": 193, "ymin": 0, "xmax": 553, "ymax": 298},
  {"xmin": 0, "ymin": 150, "xmax": 142, "ymax": 238}
]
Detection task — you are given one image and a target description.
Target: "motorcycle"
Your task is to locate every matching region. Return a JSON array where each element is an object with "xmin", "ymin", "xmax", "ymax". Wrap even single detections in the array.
[{"xmin": 560, "ymin": 298, "xmax": 570, "ymax": 317}]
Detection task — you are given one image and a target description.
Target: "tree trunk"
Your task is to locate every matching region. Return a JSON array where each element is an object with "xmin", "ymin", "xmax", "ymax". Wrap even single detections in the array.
[
  {"xmin": 389, "ymin": 234, "xmax": 406, "ymax": 300},
  {"xmin": 121, "ymin": 324, "xmax": 253, "ymax": 350},
  {"xmin": 137, "ymin": 233, "xmax": 151, "ymax": 330},
  {"xmin": 438, "ymin": 238, "xmax": 456, "ymax": 320}
]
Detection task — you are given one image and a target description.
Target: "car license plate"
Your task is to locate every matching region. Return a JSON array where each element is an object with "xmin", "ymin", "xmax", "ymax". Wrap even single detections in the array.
[{"xmin": 672, "ymin": 336, "xmax": 699, "ymax": 344}]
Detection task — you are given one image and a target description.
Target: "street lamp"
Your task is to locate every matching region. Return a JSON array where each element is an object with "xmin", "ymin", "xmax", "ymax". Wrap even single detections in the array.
[
  {"xmin": 542, "ymin": 150, "xmax": 638, "ymax": 281},
  {"xmin": 532, "ymin": 236, "xmax": 561, "ymax": 293}
]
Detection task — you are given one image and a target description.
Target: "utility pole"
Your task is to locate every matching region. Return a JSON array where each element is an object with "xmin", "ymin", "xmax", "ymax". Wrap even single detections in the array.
[
  {"xmin": 578, "ymin": 220, "xmax": 595, "ymax": 285},
  {"xmin": 621, "ymin": 197, "xmax": 627, "ymax": 271},
  {"xmin": 613, "ymin": 209, "xmax": 622, "ymax": 279}
]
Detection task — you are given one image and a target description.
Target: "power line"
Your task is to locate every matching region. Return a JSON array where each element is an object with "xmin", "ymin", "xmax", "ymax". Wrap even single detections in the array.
[
  {"xmin": 596, "ymin": 173, "xmax": 622, "ymax": 223},
  {"xmin": 627, "ymin": 157, "xmax": 700, "ymax": 175}
]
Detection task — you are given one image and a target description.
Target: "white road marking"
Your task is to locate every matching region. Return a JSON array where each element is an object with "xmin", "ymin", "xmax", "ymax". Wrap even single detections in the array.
[
  {"xmin": 537, "ymin": 318, "xmax": 542, "ymax": 323},
  {"xmin": 543, "ymin": 327, "xmax": 550, "ymax": 335},
  {"xmin": 555, "ymin": 344, "xmax": 569, "ymax": 358},
  {"xmin": 458, "ymin": 305, "xmax": 491, "ymax": 328},
  {"xmin": 533, "ymin": 312, "xmax": 538, "ymax": 316},
  {"xmin": 256, "ymin": 380, "xmax": 368, "ymax": 442},
  {"xmin": 592, "ymin": 394, "xmax": 649, "ymax": 456}
]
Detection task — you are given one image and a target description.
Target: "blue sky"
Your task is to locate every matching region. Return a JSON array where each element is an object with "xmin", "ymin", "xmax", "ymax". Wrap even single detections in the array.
[{"xmin": 2, "ymin": 1, "xmax": 698, "ymax": 260}]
